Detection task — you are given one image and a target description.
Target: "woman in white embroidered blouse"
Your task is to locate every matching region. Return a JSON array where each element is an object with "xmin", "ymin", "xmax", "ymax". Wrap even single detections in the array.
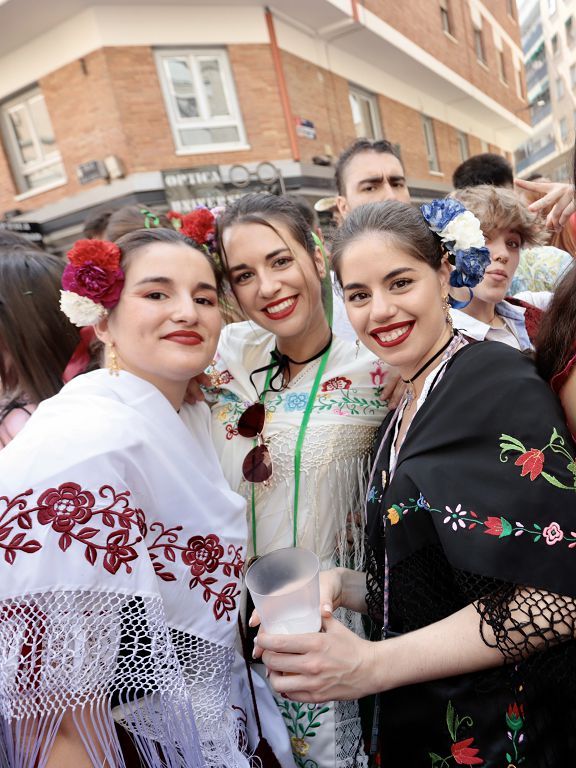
[
  {"xmin": 0, "ymin": 228, "xmax": 251, "ymax": 768},
  {"xmin": 208, "ymin": 193, "xmax": 394, "ymax": 768}
]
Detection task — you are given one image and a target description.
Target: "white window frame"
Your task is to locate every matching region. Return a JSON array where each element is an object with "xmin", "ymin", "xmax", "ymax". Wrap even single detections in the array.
[
  {"xmin": 1, "ymin": 87, "xmax": 66, "ymax": 196},
  {"xmin": 474, "ymin": 26, "xmax": 487, "ymax": 65},
  {"xmin": 439, "ymin": 0, "xmax": 452, "ymax": 36},
  {"xmin": 155, "ymin": 48, "xmax": 248, "ymax": 155},
  {"xmin": 457, "ymin": 130, "xmax": 469, "ymax": 162},
  {"xmin": 348, "ymin": 84, "xmax": 383, "ymax": 141},
  {"xmin": 422, "ymin": 115, "xmax": 440, "ymax": 173}
]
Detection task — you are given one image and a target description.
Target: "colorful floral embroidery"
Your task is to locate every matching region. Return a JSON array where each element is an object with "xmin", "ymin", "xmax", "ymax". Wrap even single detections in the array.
[
  {"xmin": 147, "ymin": 523, "xmax": 243, "ymax": 621},
  {"xmin": 499, "ymin": 428, "xmax": 576, "ymax": 491},
  {"xmin": 278, "ymin": 699, "xmax": 328, "ymax": 768},
  {"xmin": 386, "ymin": 493, "xmax": 576, "ymax": 550},
  {"xmin": 504, "ymin": 702, "xmax": 526, "ymax": 765},
  {"xmin": 321, "ymin": 376, "xmax": 352, "ymax": 392},
  {"xmin": 0, "ymin": 482, "xmax": 144, "ymax": 574},
  {"xmin": 285, "ymin": 393, "xmax": 309, "ymax": 412},
  {"xmin": 429, "ymin": 701, "xmax": 484, "ymax": 766}
]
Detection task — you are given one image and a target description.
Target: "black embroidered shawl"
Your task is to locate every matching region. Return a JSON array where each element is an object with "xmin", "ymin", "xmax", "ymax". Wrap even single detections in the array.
[{"xmin": 365, "ymin": 341, "xmax": 576, "ymax": 767}]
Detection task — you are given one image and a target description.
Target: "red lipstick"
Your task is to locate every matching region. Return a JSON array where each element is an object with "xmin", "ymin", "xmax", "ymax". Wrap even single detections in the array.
[
  {"xmin": 262, "ymin": 295, "xmax": 299, "ymax": 320},
  {"xmin": 370, "ymin": 321, "xmax": 415, "ymax": 348},
  {"xmin": 162, "ymin": 330, "xmax": 203, "ymax": 346}
]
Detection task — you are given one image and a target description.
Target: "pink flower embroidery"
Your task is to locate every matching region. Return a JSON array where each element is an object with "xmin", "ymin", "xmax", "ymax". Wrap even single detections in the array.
[
  {"xmin": 542, "ymin": 521, "xmax": 564, "ymax": 545},
  {"xmin": 370, "ymin": 363, "xmax": 388, "ymax": 387},
  {"xmin": 37, "ymin": 482, "xmax": 95, "ymax": 533}
]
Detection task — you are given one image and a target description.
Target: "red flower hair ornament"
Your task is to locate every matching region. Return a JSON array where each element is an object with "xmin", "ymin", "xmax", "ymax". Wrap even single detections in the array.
[
  {"xmin": 168, "ymin": 206, "xmax": 222, "ymax": 258},
  {"xmin": 60, "ymin": 239, "xmax": 125, "ymax": 326}
]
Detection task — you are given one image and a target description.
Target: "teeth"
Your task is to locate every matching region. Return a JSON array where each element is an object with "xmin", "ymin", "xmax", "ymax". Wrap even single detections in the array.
[
  {"xmin": 376, "ymin": 325, "xmax": 410, "ymax": 343},
  {"xmin": 266, "ymin": 298, "xmax": 295, "ymax": 315}
]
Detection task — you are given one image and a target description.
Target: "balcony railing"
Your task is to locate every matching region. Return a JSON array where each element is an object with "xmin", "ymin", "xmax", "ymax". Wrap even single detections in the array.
[
  {"xmin": 515, "ymin": 139, "xmax": 556, "ymax": 173},
  {"xmin": 527, "ymin": 65, "xmax": 548, "ymax": 91},
  {"xmin": 523, "ymin": 24, "xmax": 544, "ymax": 54},
  {"xmin": 531, "ymin": 101, "xmax": 552, "ymax": 125}
]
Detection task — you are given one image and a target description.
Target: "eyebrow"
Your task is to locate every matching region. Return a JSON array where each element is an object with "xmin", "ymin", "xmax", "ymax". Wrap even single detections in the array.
[
  {"xmin": 357, "ymin": 174, "xmax": 406, "ymax": 187},
  {"xmin": 343, "ymin": 267, "xmax": 417, "ymax": 291},
  {"xmin": 133, "ymin": 276, "xmax": 217, "ymax": 292},
  {"xmin": 228, "ymin": 247, "xmax": 290, "ymax": 273}
]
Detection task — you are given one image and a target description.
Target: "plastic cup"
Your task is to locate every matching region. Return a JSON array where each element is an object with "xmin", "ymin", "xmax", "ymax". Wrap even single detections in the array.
[{"xmin": 245, "ymin": 547, "xmax": 321, "ymax": 635}]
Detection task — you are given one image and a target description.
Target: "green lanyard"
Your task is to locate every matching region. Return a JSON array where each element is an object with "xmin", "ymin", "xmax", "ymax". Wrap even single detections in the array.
[{"xmin": 250, "ymin": 344, "xmax": 331, "ymax": 555}]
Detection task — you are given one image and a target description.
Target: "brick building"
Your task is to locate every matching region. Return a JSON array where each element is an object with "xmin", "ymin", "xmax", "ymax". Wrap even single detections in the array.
[{"xmin": 0, "ymin": 0, "xmax": 530, "ymax": 248}]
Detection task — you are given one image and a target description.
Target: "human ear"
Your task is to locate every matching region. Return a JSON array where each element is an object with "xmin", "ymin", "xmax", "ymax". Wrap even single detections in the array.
[
  {"xmin": 438, "ymin": 257, "xmax": 452, "ymax": 293},
  {"xmin": 336, "ymin": 196, "xmax": 350, "ymax": 217},
  {"xmin": 93, "ymin": 314, "xmax": 113, "ymax": 346},
  {"xmin": 313, "ymin": 245, "xmax": 327, "ymax": 279}
]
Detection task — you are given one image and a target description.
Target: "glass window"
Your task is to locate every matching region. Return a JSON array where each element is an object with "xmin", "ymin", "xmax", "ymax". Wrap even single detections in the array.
[
  {"xmin": 557, "ymin": 76, "xmax": 565, "ymax": 99},
  {"xmin": 499, "ymin": 50, "xmax": 508, "ymax": 83},
  {"xmin": 422, "ymin": 115, "xmax": 440, "ymax": 172},
  {"xmin": 570, "ymin": 63, "xmax": 576, "ymax": 87},
  {"xmin": 457, "ymin": 130, "xmax": 469, "ymax": 162},
  {"xmin": 560, "ymin": 116, "xmax": 568, "ymax": 142},
  {"xmin": 440, "ymin": 0, "xmax": 452, "ymax": 35},
  {"xmin": 156, "ymin": 48, "xmax": 247, "ymax": 153},
  {"xmin": 551, "ymin": 33, "xmax": 559, "ymax": 54},
  {"xmin": 474, "ymin": 28, "xmax": 486, "ymax": 64},
  {"xmin": 1, "ymin": 89, "xmax": 65, "ymax": 194},
  {"xmin": 348, "ymin": 85, "xmax": 383, "ymax": 140},
  {"xmin": 506, "ymin": 0, "xmax": 517, "ymax": 20}
]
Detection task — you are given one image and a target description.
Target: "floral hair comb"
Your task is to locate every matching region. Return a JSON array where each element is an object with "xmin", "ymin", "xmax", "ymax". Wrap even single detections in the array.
[
  {"xmin": 60, "ymin": 240, "xmax": 125, "ymax": 326},
  {"xmin": 421, "ymin": 199, "xmax": 490, "ymax": 296}
]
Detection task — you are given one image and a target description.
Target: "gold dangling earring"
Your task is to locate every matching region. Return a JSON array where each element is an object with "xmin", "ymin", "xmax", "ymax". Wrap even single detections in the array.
[
  {"xmin": 355, "ymin": 338, "xmax": 360, "ymax": 359},
  {"xmin": 442, "ymin": 295, "xmax": 454, "ymax": 330},
  {"xmin": 108, "ymin": 343, "xmax": 120, "ymax": 376}
]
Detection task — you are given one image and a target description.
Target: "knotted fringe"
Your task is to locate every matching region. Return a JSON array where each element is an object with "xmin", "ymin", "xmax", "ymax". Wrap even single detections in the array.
[{"xmin": 1, "ymin": 693, "xmax": 206, "ymax": 768}]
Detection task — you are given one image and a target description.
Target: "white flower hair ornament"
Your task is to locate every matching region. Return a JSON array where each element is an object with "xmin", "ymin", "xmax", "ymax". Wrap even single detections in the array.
[
  {"xmin": 60, "ymin": 239, "xmax": 125, "ymax": 327},
  {"xmin": 420, "ymin": 199, "xmax": 490, "ymax": 307}
]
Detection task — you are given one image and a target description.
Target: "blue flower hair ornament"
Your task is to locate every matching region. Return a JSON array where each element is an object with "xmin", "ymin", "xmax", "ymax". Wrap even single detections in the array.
[{"xmin": 420, "ymin": 199, "xmax": 491, "ymax": 297}]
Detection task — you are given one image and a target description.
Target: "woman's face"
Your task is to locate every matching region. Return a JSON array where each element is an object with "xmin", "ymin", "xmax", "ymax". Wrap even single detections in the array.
[
  {"xmin": 222, "ymin": 220, "xmax": 326, "ymax": 343},
  {"xmin": 340, "ymin": 233, "xmax": 450, "ymax": 377},
  {"xmin": 96, "ymin": 242, "xmax": 221, "ymax": 404},
  {"xmin": 471, "ymin": 227, "xmax": 521, "ymax": 307}
]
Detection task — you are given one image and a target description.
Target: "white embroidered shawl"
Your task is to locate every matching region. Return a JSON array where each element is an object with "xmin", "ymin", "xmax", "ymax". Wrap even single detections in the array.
[{"xmin": 0, "ymin": 370, "xmax": 248, "ymax": 768}]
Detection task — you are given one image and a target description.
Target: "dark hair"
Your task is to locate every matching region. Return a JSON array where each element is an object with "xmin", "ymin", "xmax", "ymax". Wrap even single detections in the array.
[
  {"xmin": 335, "ymin": 139, "xmax": 403, "ymax": 196},
  {"xmin": 217, "ymin": 192, "xmax": 317, "ymax": 270},
  {"xmin": 0, "ymin": 231, "xmax": 43, "ymax": 250},
  {"xmin": 288, "ymin": 195, "xmax": 319, "ymax": 232},
  {"xmin": 452, "ymin": 153, "xmax": 514, "ymax": 189},
  {"xmin": 0, "ymin": 249, "xmax": 80, "ymax": 406},
  {"xmin": 83, "ymin": 207, "xmax": 115, "ymax": 239},
  {"xmin": 536, "ymin": 262, "xmax": 576, "ymax": 381},
  {"xmin": 104, "ymin": 205, "xmax": 172, "ymax": 242},
  {"xmin": 331, "ymin": 200, "xmax": 443, "ymax": 286},
  {"xmin": 114, "ymin": 227, "xmax": 223, "ymax": 297}
]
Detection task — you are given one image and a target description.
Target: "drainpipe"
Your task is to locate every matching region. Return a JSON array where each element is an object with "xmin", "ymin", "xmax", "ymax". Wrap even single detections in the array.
[{"xmin": 265, "ymin": 6, "xmax": 300, "ymax": 162}]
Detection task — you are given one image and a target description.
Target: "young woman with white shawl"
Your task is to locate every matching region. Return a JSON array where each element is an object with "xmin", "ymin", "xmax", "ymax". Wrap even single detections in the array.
[
  {"xmin": 0, "ymin": 229, "xmax": 252, "ymax": 767},
  {"xmin": 207, "ymin": 194, "xmax": 394, "ymax": 768}
]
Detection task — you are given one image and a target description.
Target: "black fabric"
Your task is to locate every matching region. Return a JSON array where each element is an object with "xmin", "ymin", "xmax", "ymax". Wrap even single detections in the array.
[{"xmin": 364, "ymin": 341, "xmax": 576, "ymax": 766}]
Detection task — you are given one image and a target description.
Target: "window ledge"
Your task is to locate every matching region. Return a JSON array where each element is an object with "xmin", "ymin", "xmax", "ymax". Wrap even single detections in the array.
[
  {"xmin": 499, "ymin": 78, "xmax": 509, "ymax": 87},
  {"xmin": 443, "ymin": 31, "xmax": 459, "ymax": 44},
  {"xmin": 477, "ymin": 59, "xmax": 489, "ymax": 71},
  {"xmin": 429, "ymin": 170, "xmax": 444, "ymax": 177},
  {"xmin": 14, "ymin": 178, "xmax": 67, "ymax": 202},
  {"xmin": 175, "ymin": 143, "xmax": 251, "ymax": 156}
]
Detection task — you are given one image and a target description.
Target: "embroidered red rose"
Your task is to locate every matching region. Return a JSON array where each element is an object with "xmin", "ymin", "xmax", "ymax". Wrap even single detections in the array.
[
  {"xmin": 321, "ymin": 376, "xmax": 352, "ymax": 392},
  {"xmin": 180, "ymin": 208, "xmax": 216, "ymax": 245},
  {"xmin": 103, "ymin": 530, "xmax": 139, "ymax": 574},
  {"xmin": 37, "ymin": 482, "xmax": 95, "ymax": 533},
  {"xmin": 451, "ymin": 737, "xmax": 484, "ymax": 765},
  {"xmin": 514, "ymin": 448, "xmax": 544, "ymax": 481},
  {"xmin": 542, "ymin": 521, "xmax": 564, "ymax": 545},
  {"xmin": 182, "ymin": 534, "xmax": 224, "ymax": 577}
]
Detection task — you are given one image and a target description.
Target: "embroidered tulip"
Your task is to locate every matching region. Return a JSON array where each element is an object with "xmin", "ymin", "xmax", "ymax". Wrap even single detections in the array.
[
  {"xmin": 484, "ymin": 516, "xmax": 512, "ymax": 538},
  {"xmin": 542, "ymin": 521, "xmax": 564, "ymax": 545},
  {"xmin": 514, "ymin": 448, "xmax": 544, "ymax": 481},
  {"xmin": 451, "ymin": 737, "xmax": 484, "ymax": 765},
  {"xmin": 506, "ymin": 702, "xmax": 524, "ymax": 731}
]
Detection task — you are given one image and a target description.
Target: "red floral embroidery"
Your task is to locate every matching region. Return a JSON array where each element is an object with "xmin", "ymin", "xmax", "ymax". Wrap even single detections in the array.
[
  {"xmin": 0, "ymin": 483, "xmax": 143, "ymax": 574},
  {"xmin": 182, "ymin": 534, "xmax": 224, "ymax": 576},
  {"xmin": 451, "ymin": 737, "xmax": 484, "ymax": 765},
  {"xmin": 484, "ymin": 516, "xmax": 505, "ymax": 537},
  {"xmin": 37, "ymin": 482, "xmax": 95, "ymax": 532},
  {"xmin": 226, "ymin": 424, "xmax": 239, "ymax": 440},
  {"xmin": 370, "ymin": 363, "xmax": 388, "ymax": 387},
  {"xmin": 217, "ymin": 369, "xmax": 233, "ymax": 386},
  {"xmin": 321, "ymin": 376, "xmax": 352, "ymax": 392},
  {"xmin": 514, "ymin": 448, "xmax": 544, "ymax": 481},
  {"xmin": 148, "ymin": 523, "xmax": 244, "ymax": 621}
]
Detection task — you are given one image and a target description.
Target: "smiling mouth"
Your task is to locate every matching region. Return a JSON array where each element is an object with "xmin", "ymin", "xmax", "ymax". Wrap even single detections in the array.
[
  {"xmin": 262, "ymin": 295, "xmax": 299, "ymax": 319},
  {"xmin": 162, "ymin": 331, "xmax": 203, "ymax": 345},
  {"xmin": 370, "ymin": 322, "xmax": 415, "ymax": 347}
]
